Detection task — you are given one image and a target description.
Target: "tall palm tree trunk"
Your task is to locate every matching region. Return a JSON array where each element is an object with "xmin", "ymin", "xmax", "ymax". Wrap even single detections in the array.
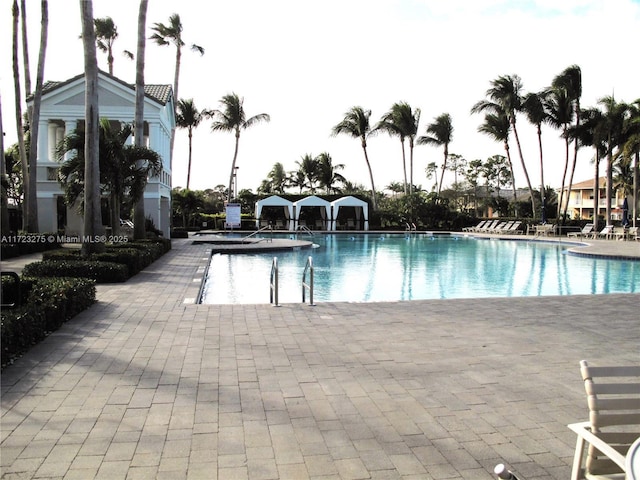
[
  {"xmin": 80, "ymin": 0, "xmax": 105, "ymax": 255},
  {"xmin": 26, "ymin": 0, "xmax": 48, "ymax": 233},
  {"xmin": 511, "ymin": 124, "xmax": 537, "ymax": 218},
  {"xmin": 0, "ymin": 94, "xmax": 10, "ymax": 233},
  {"xmin": 400, "ymin": 140, "xmax": 407, "ymax": 194},
  {"xmin": 437, "ymin": 145, "xmax": 448, "ymax": 196},
  {"xmin": 186, "ymin": 128, "xmax": 193, "ymax": 189},
  {"xmin": 593, "ymin": 151, "xmax": 600, "ymax": 226},
  {"xmin": 633, "ymin": 152, "xmax": 638, "ymax": 227},
  {"xmin": 562, "ymin": 109, "xmax": 581, "ymax": 222},
  {"xmin": 504, "ymin": 142, "xmax": 518, "ymax": 212},
  {"xmin": 20, "ymin": 0, "xmax": 31, "ymax": 96},
  {"xmin": 361, "ymin": 143, "xmax": 377, "ymax": 210},
  {"xmin": 169, "ymin": 42, "xmax": 182, "ymax": 163},
  {"xmin": 605, "ymin": 142, "xmax": 613, "ymax": 225},
  {"xmin": 133, "ymin": 0, "xmax": 148, "ymax": 240},
  {"xmin": 228, "ymin": 131, "xmax": 240, "ymax": 201},
  {"xmin": 557, "ymin": 133, "xmax": 570, "ymax": 219},
  {"xmin": 536, "ymin": 125, "xmax": 545, "ymax": 220},
  {"xmin": 12, "ymin": 0, "xmax": 29, "ymax": 231},
  {"xmin": 408, "ymin": 139, "xmax": 414, "ymax": 195}
]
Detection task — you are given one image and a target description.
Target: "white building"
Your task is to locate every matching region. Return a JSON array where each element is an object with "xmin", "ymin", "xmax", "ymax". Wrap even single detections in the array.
[{"xmin": 27, "ymin": 70, "xmax": 174, "ymax": 237}]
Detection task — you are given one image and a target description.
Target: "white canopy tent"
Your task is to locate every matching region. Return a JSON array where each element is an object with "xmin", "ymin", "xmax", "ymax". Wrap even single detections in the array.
[
  {"xmin": 331, "ymin": 196, "xmax": 369, "ymax": 230},
  {"xmin": 254, "ymin": 195, "xmax": 294, "ymax": 230},
  {"xmin": 292, "ymin": 196, "xmax": 332, "ymax": 231}
]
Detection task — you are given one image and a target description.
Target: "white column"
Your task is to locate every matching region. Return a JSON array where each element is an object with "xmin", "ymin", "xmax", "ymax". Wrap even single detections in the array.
[
  {"xmin": 64, "ymin": 120, "xmax": 77, "ymax": 161},
  {"xmin": 47, "ymin": 122, "xmax": 57, "ymax": 162},
  {"xmin": 56, "ymin": 127, "xmax": 64, "ymax": 157}
]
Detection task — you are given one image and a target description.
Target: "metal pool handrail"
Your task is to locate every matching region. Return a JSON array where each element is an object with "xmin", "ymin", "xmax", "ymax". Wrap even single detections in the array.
[
  {"xmin": 270, "ymin": 257, "xmax": 279, "ymax": 306},
  {"xmin": 302, "ymin": 256, "xmax": 315, "ymax": 305},
  {"xmin": 243, "ymin": 225, "xmax": 273, "ymax": 243}
]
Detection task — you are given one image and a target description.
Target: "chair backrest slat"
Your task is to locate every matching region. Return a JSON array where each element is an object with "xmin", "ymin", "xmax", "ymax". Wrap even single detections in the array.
[{"xmin": 578, "ymin": 359, "xmax": 640, "ymax": 476}]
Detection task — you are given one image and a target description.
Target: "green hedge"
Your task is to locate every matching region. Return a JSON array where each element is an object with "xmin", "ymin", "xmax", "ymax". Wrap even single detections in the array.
[
  {"xmin": 33, "ymin": 239, "xmax": 171, "ymax": 282},
  {"xmin": 1, "ymin": 276, "xmax": 96, "ymax": 367},
  {"xmin": 43, "ymin": 248, "xmax": 146, "ymax": 275},
  {"xmin": 22, "ymin": 260, "xmax": 129, "ymax": 283}
]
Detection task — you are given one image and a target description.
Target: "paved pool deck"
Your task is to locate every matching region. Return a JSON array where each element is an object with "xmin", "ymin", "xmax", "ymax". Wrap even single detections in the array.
[{"xmin": 1, "ymin": 234, "xmax": 639, "ymax": 479}]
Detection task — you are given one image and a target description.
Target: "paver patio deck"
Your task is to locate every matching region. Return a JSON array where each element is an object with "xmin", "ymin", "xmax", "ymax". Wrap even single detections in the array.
[{"xmin": 1, "ymin": 234, "xmax": 639, "ymax": 479}]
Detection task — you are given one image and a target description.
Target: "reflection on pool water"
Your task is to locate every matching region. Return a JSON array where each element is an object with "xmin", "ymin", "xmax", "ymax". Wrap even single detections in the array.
[{"xmin": 200, "ymin": 234, "xmax": 640, "ymax": 304}]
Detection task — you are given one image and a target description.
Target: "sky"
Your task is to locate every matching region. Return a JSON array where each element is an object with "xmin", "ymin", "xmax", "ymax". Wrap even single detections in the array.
[{"xmin": 2, "ymin": 0, "xmax": 640, "ymax": 196}]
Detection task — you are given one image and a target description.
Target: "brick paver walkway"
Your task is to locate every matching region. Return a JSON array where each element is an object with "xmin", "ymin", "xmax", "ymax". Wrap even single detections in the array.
[{"xmin": 1, "ymin": 237, "xmax": 639, "ymax": 479}]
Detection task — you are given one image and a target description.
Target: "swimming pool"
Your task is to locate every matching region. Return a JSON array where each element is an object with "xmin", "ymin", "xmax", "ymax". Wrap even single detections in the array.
[{"xmin": 199, "ymin": 234, "xmax": 640, "ymax": 304}]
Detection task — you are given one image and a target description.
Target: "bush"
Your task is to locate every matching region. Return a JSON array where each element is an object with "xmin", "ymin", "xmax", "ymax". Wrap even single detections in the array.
[
  {"xmin": 22, "ymin": 260, "xmax": 129, "ymax": 283},
  {"xmin": 43, "ymin": 247, "xmax": 146, "ymax": 275},
  {"xmin": 1, "ymin": 276, "xmax": 96, "ymax": 367}
]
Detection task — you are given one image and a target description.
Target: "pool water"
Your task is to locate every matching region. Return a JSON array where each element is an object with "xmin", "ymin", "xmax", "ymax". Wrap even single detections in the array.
[{"xmin": 200, "ymin": 234, "xmax": 640, "ymax": 304}]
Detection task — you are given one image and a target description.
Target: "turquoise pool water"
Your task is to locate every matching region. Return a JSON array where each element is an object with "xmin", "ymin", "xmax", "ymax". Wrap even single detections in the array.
[{"xmin": 200, "ymin": 234, "xmax": 640, "ymax": 304}]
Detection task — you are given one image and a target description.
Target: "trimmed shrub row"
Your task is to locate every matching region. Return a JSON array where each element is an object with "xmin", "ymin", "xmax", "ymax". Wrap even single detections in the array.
[
  {"xmin": 23, "ymin": 239, "xmax": 171, "ymax": 283},
  {"xmin": 1, "ymin": 276, "xmax": 96, "ymax": 367},
  {"xmin": 23, "ymin": 260, "xmax": 129, "ymax": 283}
]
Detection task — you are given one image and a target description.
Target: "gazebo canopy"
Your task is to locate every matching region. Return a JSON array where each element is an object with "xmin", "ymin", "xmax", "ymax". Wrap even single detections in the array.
[
  {"xmin": 255, "ymin": 195, "xmax": 294, "ymax": 229},
  {"xmin": 292, "ymin": 195, "xmax": 332, "ymax": 229},
  {"xmin": 331, "ymin": 196, "xmax": 369, "ymax": 230}
]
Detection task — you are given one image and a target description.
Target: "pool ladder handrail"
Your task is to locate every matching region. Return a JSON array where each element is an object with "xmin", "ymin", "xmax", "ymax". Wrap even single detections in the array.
[
  {"xmin": 270, "ymin": 257, "xmax": 279, "ymax": 306},
  {"xmin": 302, "ymin": 256, "xmax": 315, "ymax": 305},
  {"xmin": 297, "ymin": 225, "xmax": 314, "ymax": 236},
  {"xmin": 243, "ymin": 225, "xmax": 273, "ymax": 243}
]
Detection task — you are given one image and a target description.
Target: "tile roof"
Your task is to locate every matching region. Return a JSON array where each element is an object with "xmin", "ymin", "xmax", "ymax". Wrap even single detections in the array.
[{"xmin": 30, "ymin": 70, "xmax": 172, "ymax": 105}]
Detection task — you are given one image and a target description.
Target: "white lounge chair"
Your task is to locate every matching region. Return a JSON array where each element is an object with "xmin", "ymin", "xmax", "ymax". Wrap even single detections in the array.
[
  {"xmin": 479, "ymin": 220, "xmax": 500, "ymax": 232},
  {"xmin": 568, "ymin": 223, "xmax": 594, "ymax": 239},
  {"xmin": 594, "ymin": 225, "xmax": 614, "ymax": 239},
  {"xmin": 503, "ymin": 221, "xmax": 523, "ymax": 235},
  {"xmin": 568, "ymin": 360, "xmax": 640, "ymax": 480},
  {"xmin": 463, "ymin": 220, "xmax": 486, "ymax": 232}
]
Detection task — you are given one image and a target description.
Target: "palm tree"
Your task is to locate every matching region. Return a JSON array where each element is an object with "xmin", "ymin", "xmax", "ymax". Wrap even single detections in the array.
[
  {"xmin": 295, "ymin": 154, "xmax": 319, "ymax": 193},
  {"xmin": 545, "ymin": 86, "xmax": 574, "ymax": 219},
  {"xmin": 553, "ymin": 65, "xmax": 582, "ymax": 222},
  {"xmin": 24, "ymin": 0, "xmax": 47, "ymax": 233},
  {"xmin": 176, "ymin": 98, "xmax": 203, "ymax": 190},
  {"xmin": 316, "ymin": 152, "xmax": 346, "ymax": 194},
  {"xmin": 417, "ymin": 113, "xmax": 453, "ymax": 196},
  {"xmin": 258, "ymin": 162, "xmax": 287, "ymax": 194},
  {"xmin": 206, "ymin": 93, "xmax": 270, "ymax": 201},
  {"xmin": 522, "ymin": 90, "xmax": 550, "ymax": 219},
  {"xmin": 133, "ymin": 0, "xmax": 148, "ymax": 240},
  {"xmin": 12, "ymin": 0, "xmax": 28, "ymax": 231},
  {"xmin": 172, "ymin": 188, "xmax": 203, "ymax": 227},
  {"xmin": 570, "ymin": 107, "xmax": 606, "ymax": 222},
  {"xmin": 598, "ymin": 96, "xmax": 629, "ymax": 225},
  {"xmin": 93, "ymin": 17, "xmax": 118, "ymax": 75},
  {"xmin": 287, "ymin": 169, "xmax": 307, "ymax": 194},
  {"xmin": 622, "ymin": 100, "xmax": 640, "ymax": 226},
  {"xmin": 0, "ymin": 94, "xmax": 10, "ymax": 233},
  {"xmin": 150, "ymin": 13, "xmax": 204, "ymax": 159},
  {"xmin": 331, "ymin": 106, "xmax": 377, "ymax": 209},
  {"xmin": 374, "ymin": 102, "xmax": 421, "ymax": 196},
  {"xmin": 476, "ymin": 112, "xmax": 518, "ymax": 207},
  {"xmin": 57, "ymin": 120, "xmax": 161, "ymax": 236},
  {"xmin": 80, "ymin": 0, "xmax": 104, "ymax": 254},
  {"xmin": 20, "ymin": 0, "xmax": 31, "ymax": 97},
  {"xmin": 425, "ymin": 162, "xmax": 438, "ymax": 192},
  {"xmin": 472, "ymin": 75, "xmax": 537, "ymax": 217}
]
